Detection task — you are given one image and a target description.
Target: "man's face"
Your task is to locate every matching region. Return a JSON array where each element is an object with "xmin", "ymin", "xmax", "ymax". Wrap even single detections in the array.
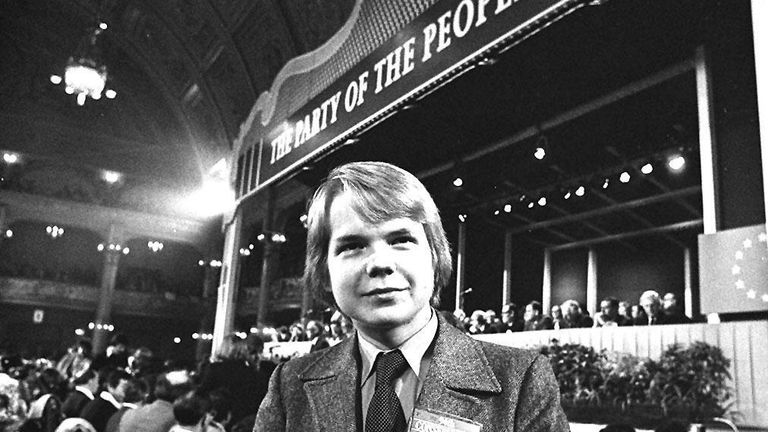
[
  {"xmin": 640, "ymin": 298, "xmax": 659, "ymax": 317},
  {"xmin": 110, "ymin": 379, "xmax": 129, "ymax": 403},
  {"xmin": 663, "ymin": 294, "xmax": 677, "ymax": 310},
  {"xmin": 326, "ymin": 193, "xmax": 434, "ymax": 337},
  {"xmin": 524, "ymin": 304, "xmax": 538, "ymax": 321},
  {"xmin": 600, "ymin": 301, "xmax": 617, "ymax": 319},
  {"xmin": 501, "ymin": 310, "xmax": 514, "ymax": 323}
]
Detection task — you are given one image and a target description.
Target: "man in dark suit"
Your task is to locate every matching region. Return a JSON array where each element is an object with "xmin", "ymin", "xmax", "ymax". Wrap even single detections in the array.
[
  {"xmin": 61, "ymin": 367, "xmax": 98, "ymax": 418},
  {"xmin": 79, "ymin": 369, "xmax": 130, "ymax": 432},
  {"xmin": 254, "ymin": 161, "xmax": 568, "ymax": 432}
]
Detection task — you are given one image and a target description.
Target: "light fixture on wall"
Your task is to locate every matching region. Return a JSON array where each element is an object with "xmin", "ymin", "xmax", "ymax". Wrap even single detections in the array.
[{"xmin": 49, "ymin": 22, "xmax": 117, "ymax": 106}]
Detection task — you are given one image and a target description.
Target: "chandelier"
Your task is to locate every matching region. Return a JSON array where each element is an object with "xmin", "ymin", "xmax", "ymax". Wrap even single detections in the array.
[{"xmin": 50, "ymin": 22, "xmax": 117, "ymax": 106}]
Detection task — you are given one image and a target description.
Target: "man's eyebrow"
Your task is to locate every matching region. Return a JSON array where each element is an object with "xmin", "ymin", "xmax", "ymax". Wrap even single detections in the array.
[
  {"xmin": 385, "ymin": 228, "xmax": 416, "ymax": 237},
  {"xmin": 330, "ymin": 233, "xmax": 366, "ymax": 243}
]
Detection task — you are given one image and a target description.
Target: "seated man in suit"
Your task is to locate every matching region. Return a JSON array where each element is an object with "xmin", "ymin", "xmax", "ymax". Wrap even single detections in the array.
[{"xmin": 255, "ymin": 161, "xmax": 568, "ymax": 432}]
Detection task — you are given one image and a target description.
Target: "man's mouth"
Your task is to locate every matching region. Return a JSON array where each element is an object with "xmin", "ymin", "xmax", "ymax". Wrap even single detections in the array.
[{"xmin": 364, "ymin": 287, "xmax": 406, "ymax": 296}]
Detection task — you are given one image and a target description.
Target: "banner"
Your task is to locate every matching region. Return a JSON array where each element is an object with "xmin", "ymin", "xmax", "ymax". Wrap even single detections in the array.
[
  {"xmin": 244, "ymin": 0, "xmax": 585, "ymax": 193},
  {"xmin": 699, "ymin": 224, "xmax": 768, "ymax": 314}
]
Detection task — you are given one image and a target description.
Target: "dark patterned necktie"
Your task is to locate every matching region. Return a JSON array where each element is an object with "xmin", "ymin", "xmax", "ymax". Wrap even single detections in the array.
[{"xmin": 365, "ymin": 349, "xmax": 409, "ymax": 432}]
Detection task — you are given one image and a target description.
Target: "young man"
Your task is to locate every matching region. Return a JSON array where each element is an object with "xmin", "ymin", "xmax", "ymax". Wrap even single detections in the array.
[{"xmin": 254, "ymin": 161, "xmax": 568, "ymax": 431}]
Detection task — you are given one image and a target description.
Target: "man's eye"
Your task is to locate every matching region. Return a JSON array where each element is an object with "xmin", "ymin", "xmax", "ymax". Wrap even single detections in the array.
[
  {"xmin": 336, "ymin": 243, "xmax": 363, "ymax": 254},
  {"xmin": 392, "ymin": 235, "xmax": 416, "ymax": 245}
]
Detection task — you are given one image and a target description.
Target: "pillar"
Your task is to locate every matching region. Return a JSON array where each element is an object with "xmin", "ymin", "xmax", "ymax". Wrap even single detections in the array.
[
  {"xmin": 502, "ymin": 231, "xmax": 513, "ymax": 306},
  {"xmin": 92, "ymin": 224, "xmax": 123, "ymax": 354},
  {"xmin": 541, "ymin": 249, "xmax": 552, "ymax": 313},
  {"xmin": 454, "ymin": 218, "xmax": 467, "ymax": 311},
  {"xmin": 256, "ymin": 187, "xmax": 276, "ymax": 327},
  {"xmin": 212, "ymin": 211, "xmax": 242, "ymax": 356},
  {"xmin": 752, "ymin": 1, "xmax": 768, "ymax": 228},
  {"xmin": 683, "ymin": 247, "xmax": 693, "ymax": 318},
  {"xmin": 696, "ymin": 45, "xmax": 719, "ymax": 234},
  {"xmin": 196, "ymin": 259, "xmax": 219, "ymax": 362},
  {"xmin": 586, "ymin": 248, "xmax": 598, "ymax": 317}
]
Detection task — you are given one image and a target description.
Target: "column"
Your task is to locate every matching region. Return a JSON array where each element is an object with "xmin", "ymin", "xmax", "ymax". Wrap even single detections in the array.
[
  {"xmin": 92, "ymin": 224, "xmax": 123, "ymax": 354},
  {"xmin": 454, "ymin": 218, "xmax": 467, "ymax": 311},
  {"xmin": 212, "ymin": 211, "xmax": 242, "ymax": 356},
  {"xmin": 196, "ymin": 258, "xmax": 219, "ymax": 362},
  {"xmin": 683, "ymin": 247, "xmax": 693, "ymax": 318},
  {"xmin": 752, "ymin": 1, "xmax": 768, "ymax": 227},
  {"xmin": 0, "ymin": 205, "xmax": 7, "ymax": 246},
  {"xmin": 542, "ymin": 249, "xmax": 552, "ymax": 313},
  {"xmin": 696, "ymin": 45, "xmax": 719, "ymax": 234},
  {"xmin": 502, "ymin": 231, "xmax": 513, "ymax": 306},
  {"xmin": 256, "ymin": 187, "xmax": 276, "ymax": 327},
  {"xmin": 586, "ymin": 248, "xmax": 598, "ymax": 317}
]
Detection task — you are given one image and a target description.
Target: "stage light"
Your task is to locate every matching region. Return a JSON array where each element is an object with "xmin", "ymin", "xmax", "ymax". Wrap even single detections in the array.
[
  {"xmin": 668, "ymin": 155, "xmax": 685, "ymax": 171},
  {"xmin": 452, "ymin": 177, "xmax": 464, "ymax": 187},
  {"xmin": 537, "ymin": 197, "xmax": 547, "ymax": 206},
  {"xmin": 619, "ymin": 171, "xmax": 631, "ymax": 183},
  {"xmin": 533, "ymin": 147, "xmax": 546, "ymax": 160},
  {"xmin": 503, "ymin": 204, "xmax": 512, "ymax": 213},
  {"xmin": 458, "ymin": 214, "xmax": 467, "ymax": 222},
  {"xmin": 527, "ymin": 202, "xmax": 534, "ymax": 209},
  {"xmin": 602, "ymin": 178, "xmax": 610, "ymax": 189},
  {"xmin": 575, "ymin": 186, "xmax": 585, "ymax": 197},
  {"xmin": 641, "ymin": 163, "xmax": 653, "ymax": 174},
  {"xmin": 564, "ymin": 190, "xmax": 572, "ymax": 200}
]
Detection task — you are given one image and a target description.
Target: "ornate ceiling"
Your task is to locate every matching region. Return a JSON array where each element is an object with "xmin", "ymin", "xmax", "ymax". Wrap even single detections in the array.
[{"xmin": 0, "ymin": 0, "xmax": 354, "ymax": 214}]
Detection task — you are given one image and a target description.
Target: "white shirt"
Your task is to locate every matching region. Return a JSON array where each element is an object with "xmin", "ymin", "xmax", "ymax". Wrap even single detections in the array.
[{"xmin": 358, "ymin": 309, "xmax": 438, "ymax": 426}]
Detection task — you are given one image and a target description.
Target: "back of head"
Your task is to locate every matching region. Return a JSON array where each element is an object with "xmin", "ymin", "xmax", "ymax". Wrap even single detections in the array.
[
  {"xmin": 213, "ymin": 334, "xmax": 249, "ymax": 362},
  {"xmin": 154, "ymin": 370, "xmax": 193, "ymax": 402},
  {"xmin": 304, "ymin": 161, "xmax": 452, "ymax": 307},
  {"xmin": 122, "ymin": 377, "xmax": 149, "ymax": 404},
  {"xmin": 173, "ymin": 390, "xmax": 210, "ymax": 427}
]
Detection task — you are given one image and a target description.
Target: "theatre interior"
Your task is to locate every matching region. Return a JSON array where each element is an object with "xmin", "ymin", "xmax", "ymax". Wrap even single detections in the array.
[{"xmin": 1, "ymin": 0, "xmax": 767, "ymax": 430}]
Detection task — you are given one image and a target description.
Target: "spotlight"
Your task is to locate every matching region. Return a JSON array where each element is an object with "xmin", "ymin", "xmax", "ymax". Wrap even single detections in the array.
[
  {"xmin": 641, "ymin": 163, "xmax": 654, "ymax": 174},
  {"xmin": 50, "ymin": 75, "xmax": 62, "ymax": 85},
  {"xmin": 173, "ymin": 337, "xmax": 181, "ymax": 344},
  {"xmin": 458, "ymin": 214, "xmax": 467, "ymax": 222},
  {"xmin": 527, "ymin": 202, "xmax": 535, "ymax": 209},
  {"xmin": 533, "ymin": 147, "xmax": 546, "ymax": 160},
  {"xmin": 602, "ymin": 178, "xmax": 610, "ymax": 189},
  {"xmin": 668, "ymin": 155, "xmax": 685, "ymax": 171},
  {"xmin": 493, "ymin": 209, "xmax": 500, "ymax": 216},
  {"xmin": 4, "ymin": 229, "xmax": 12, "ymax": 238},
  {"xmin": 3, "ymin": 153, "xmax": 19, "ymax": 164},
  {"xmin": 619, "ymin": 171, "xmax": 631, "ymax": 183},
  {"xmin": 537, "ymin": 197, "xmax": 547, "ymax": 206},
  {"xmin": 452, "ymin": 177, "xmax": 464, "ymax": 188},
  {"xmin": 575, "ymin": 186, "xmax": 585, "ymax": 197},
  {"xmin": 563, "ymin": 190, "xmax": 572, "ymax": 200},
  {"xmin": 503, "ymin": 204, "xmax": 512, "ymax": 213}
]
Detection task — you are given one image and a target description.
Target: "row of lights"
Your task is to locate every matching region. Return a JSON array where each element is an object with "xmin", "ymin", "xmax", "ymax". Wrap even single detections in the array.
[
  {"xmin": 198, "ymin": 259, "xmax": 223, "ymax": 267},
  {"xmin": 87, "ymin": 321, "xmax": 115, "ymax": 331},
  {"xmin": 98, "ymin": 242, "xmax": 130, "ymax": 255},
  {"xmin": 3, "ymin": 152, "xmax": 122, "ymax": 184},
  {"xmin": 147, "ymin": 241, "xmax": 164, "ymax": 253},
  {"xmin": 46, "ymin": 225, "xmax": 65, "ymax": 239},
  {"xmin": 482, "ymin": 154, "xmax": 688, "ymax": 216}
]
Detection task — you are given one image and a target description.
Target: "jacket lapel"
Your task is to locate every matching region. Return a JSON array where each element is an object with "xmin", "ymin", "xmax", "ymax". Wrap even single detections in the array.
[
  {"xmin": 299, "ymin": 335, "xmax": 360, "ymax": 432},
  {"xmin": 415, "ymin": 315, "xmax": 502, "ymax": 422}
]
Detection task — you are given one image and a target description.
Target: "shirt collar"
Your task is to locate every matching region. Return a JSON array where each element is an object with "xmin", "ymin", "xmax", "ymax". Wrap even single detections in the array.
[
  {"xmin": 75, "ymin": 386, "xmax": 95, "ymax": 400},
  {"xmin": 99, "ymin": 391, "xmax": 122, "ymax": 410},
  {"xmin": 358, "ymin": 309, "xmax": 438, "ymax": 387}
]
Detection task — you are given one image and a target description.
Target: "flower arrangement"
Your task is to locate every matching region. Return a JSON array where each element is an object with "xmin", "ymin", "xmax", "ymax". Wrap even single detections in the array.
[{"xmin": 538, "ymin": 339, "xmax": 732, "ymax": 427}]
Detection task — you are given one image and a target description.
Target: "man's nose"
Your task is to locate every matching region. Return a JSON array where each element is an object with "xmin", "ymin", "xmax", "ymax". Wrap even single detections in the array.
[{"xmin": 365, "ymin": 247, "xmax": 396, "ymax": 277}]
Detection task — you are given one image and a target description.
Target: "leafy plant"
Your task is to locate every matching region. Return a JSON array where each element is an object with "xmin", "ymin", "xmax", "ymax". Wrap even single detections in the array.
[
  {"xmin": 648, "ymin": 341, "xmax": 732, "ymax": 420},
  {"xmin": 538, "ymin": 339, "xmax": 733, "ymax": 425}
]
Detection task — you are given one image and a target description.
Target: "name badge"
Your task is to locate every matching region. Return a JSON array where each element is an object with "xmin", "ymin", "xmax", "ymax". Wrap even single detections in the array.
[{"xmin": 408, "ymin": 408, "xmax": 482, "ymax": 432}]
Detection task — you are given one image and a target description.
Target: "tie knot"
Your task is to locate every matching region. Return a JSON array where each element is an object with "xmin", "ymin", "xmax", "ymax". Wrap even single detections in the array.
[{"xmin": 375, "ymin": 350, "xmax": 408, "ymax": 385}]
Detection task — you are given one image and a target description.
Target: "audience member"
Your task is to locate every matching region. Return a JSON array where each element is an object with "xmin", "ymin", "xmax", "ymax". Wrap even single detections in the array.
[
  {"xmin": 523, "ymin": 301, "xmax": 554, "ymax": 331},
  {"xmin": 197, "ymin": 335, "xmax": 264, "ymax": 425},
  {"xmin": 661, "ymin": 293, "xmax": 693, "ymax": 324},
  {"xmin": 636, "ymin": 290, "xmax": 667, "ymax": 325},
  {"xmin": 118, "ymin": 370, "xmax": 193, "ymax": 432},
  {"xmin": 618, "ymin": 301, "xmax": 632, "ymax": 323},
  {"xmin": 560, "ymin": 300, "xmax": 593, "ymax": 328},
  {"xmin": 103, "ymin": 377, "xmax": 147, "ymax": 432},
  {"xmin": 497, "ymin": 303, "xmax": 524, "ymax": 332},
  {"xmin": 550, "ymin": 304, "xmax": 565, "ymax": 330},
  {"xmin": 169, "ymin": 391, "xmax": 208, "ymax": 432},
  {"xmin": 21, "ymin": 367, "xmax": 65, "ymax": 432},
  {"xmin": 61, "ymin": 368, "xmax": 97, "ymax": 418},
  {"xmin": 79, "ymin": 369, "xmax": 130, "ymax": 432},
  {"xmin": 594, "ymin": 297, "xmax": 630, "ymax": 327}
]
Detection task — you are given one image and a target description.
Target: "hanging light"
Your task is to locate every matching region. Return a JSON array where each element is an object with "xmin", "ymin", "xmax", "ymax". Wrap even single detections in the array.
[
  {"xmin": 575, "ymin": 186, "xmax": 586, "ymax": 197},
  {"xmin": 452, "ymin": 176, "xmax": 464, "ymax": 188},
  {"xmin": 641, "ymin": 163, "xmax": 654, "ymax": 174},
  {"xmin": 563, "ymin": 190, "xmax": 572, "ymax": 200},
  {"xmin": 458, "ymin": 213, "xmax": 467, "ymax": 222},
  {"xmin": 503, "ymin": 203, "xmax": 512, "ymax": 213},
  {"xmin": 602, "ymin": 178, "xmax": 610, "ymax": 189},
  {"xmin": 52, "ymin": 24, "xmax": 116, "ymax": 106},
  {"xmin": 537, "ymin": 196, "xmax": 547, "ymax": 207}
]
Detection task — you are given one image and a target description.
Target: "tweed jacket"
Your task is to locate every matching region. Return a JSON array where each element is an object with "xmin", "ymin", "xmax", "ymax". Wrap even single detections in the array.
[{"xmin": 253, "ymin": 314, "xmax": 569, "ymax": 431}]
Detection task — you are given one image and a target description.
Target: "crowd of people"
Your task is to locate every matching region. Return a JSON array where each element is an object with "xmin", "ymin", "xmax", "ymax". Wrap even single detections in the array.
[
  {"xmin": 453, "ymin": 290, "xmax": 695, "ymax": 335},
  {"xmin": 0, "ymin": 334, "xmax": 271, "ymax": 432}
]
